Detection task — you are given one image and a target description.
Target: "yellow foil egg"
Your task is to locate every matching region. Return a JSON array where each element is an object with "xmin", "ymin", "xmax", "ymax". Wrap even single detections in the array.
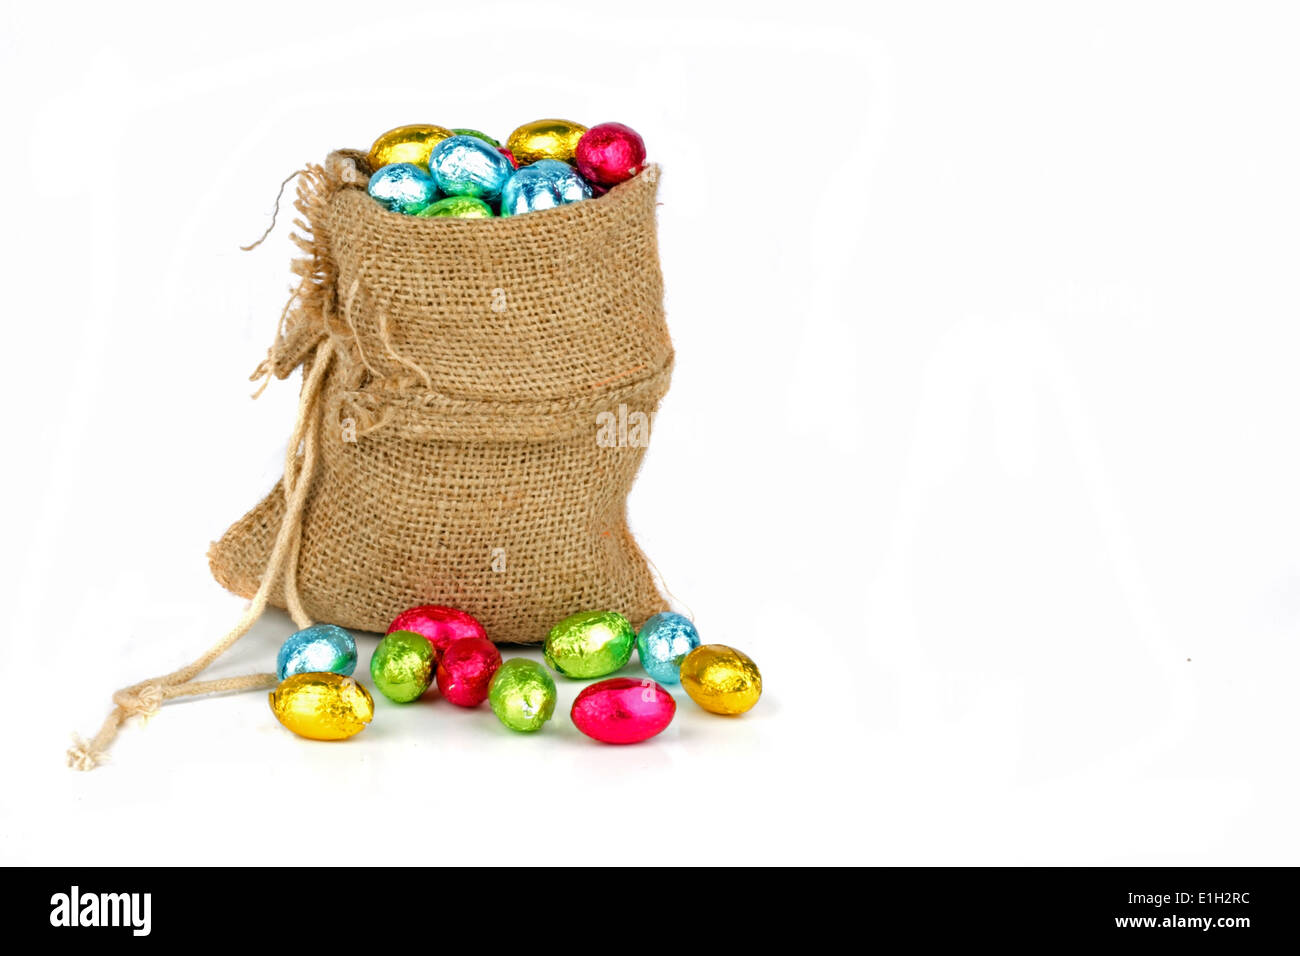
[
  {"xmin": 506, "ymin": 118, "xmax": 588, "ymax": 165},
  {"xmin": 367, "ymin": 124, "xmax": 455, "ymax": 171},
  {"xmin": 679, "ymin": 644, "xmax": 762, "ymax": 715},
  {"xmin": 269, "ymin": 672, "xmax": 375, "ymax": 740}
]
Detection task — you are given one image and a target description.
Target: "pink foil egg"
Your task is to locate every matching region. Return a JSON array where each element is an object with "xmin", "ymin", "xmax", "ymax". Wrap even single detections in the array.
[
  {"xmin": 388, "ymin": 605, "xmax": 487, "ymax": 658},
  {"xmin": 574, "ymin": 122, "xmax": 646, "ymax": 186},
  {"xmin": 570, "ymin": 677, "xmax": 676, "ymax": 744},
  {"xmin": 436, "ymin": 637, "xmax": 502, "ymax": 707}
]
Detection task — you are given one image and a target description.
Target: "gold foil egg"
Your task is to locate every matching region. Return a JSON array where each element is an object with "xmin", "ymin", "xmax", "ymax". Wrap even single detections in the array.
[
  {"xmin": 269, "ymin": 672, "xmax": 375, "ymax": 740},
  {"xmin": 506, "ymin": 118, "xmax": 588, "ymax": 165},
  {"xmin": 679, "ymin": 645, "xmax": 762, "ymax": 715},
  {"xmin": 367, "ymin": 124, "xmax": 455, "ymax": 171}
]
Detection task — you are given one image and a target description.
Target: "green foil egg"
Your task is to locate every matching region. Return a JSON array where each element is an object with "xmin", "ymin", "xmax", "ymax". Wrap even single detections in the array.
[
  {"xmin": 452, "ymin": 128, "xmax": 501, "ymax": 147},
  {"xmin": 488, "ymin": 659, "xmax": 557, "ymax": 732},
  {"xmin": 413, "ymin": 195, "xmax": 494, "ymax": 219},
  {"xmin": 369, "ymin": 630, "xmax": 434, "ymax": 703},
  {"xmin": 544, "ymin": 610, "xmax": 636, "ymax": 679}
]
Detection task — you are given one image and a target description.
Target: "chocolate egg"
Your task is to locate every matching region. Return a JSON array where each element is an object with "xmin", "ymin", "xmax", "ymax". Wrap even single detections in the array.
[
  {"xmin": 679, "ymin": 645, "xmax": 762, "ymax": 715},
  {"xmin": 488, "ymin": 659, "xmax": 557, "ymax": 732},
  {"xmin": 367, "ymin": 163, "xmax": 438, "ymax": 213},
  {"xmin": 276, "ymin": 623, "xmax": 357, "ymax": 681},
  {"xmin": 428, "ymin": 134, "xmax": 514, "ymax": 201},
  {"xmin": 435, "ymin": 637, "xmax": 502, "ymax": 707},
  {"xmin": 369, "ymin": 630, "xmax": 435, "ymax": 703},
  {"xmin": 452, "ymin": 128, "xmax": 501, "ymax": 147},
  {"xmin": 367, "ymin": 124, "xmax": 454, "ymax": 171},
  {"xmin": 414, "ymin": 195, "xmax": 494, "ymax": 219},
  {"xmin": 635, "ymin": 612, "xmax": 700, "ymax": 684},
  {"xmin": 544, "ymin": 610, "xmax": 635, "ymax": 678},
  {"xmin": 574, "ymin": 122, "xmax": 646, "ymax": 186},
  {"xmin": 387, "ymin": 605, "xmax": 487, "ymax": 657},
  {"xmin": 499, "ymin": 160, "xmax": 593, "ymax": 217},
  {"xmin": 269, "ymin": 673, "xmax": 374, "ymax": 740},
  {"xmin": 571, "ymin": 678, "xmax": 676, "ymax": 744},
  {"xmin": 506, "ymin": 118, "xmax": 588, "ymax": 165}
]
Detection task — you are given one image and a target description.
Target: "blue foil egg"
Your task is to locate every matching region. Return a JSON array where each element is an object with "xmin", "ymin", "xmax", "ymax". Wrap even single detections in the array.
[
  {"xmin": 276, "ymin": 624, "xmax": 358, "ymax": 681},
  {"xmin": 367, "ymin": 163, "xmax": 438, "ymax": 213},
  {"xmin": 499, "ymin": 160, "xmax": 593, "ymax": 216},
  {"xmin": 636, "ymin": 612, "xmax": 701, "ymax": 684},
  {"xmin": 427, "ymin": 134, "xmax": 513, "ymax": 201}
]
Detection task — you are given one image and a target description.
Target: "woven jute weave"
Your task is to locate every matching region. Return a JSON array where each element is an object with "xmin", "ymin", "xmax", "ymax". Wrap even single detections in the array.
[{"xmin": 208, "ymin": 151, "xmax": 673, "ymax": 642}]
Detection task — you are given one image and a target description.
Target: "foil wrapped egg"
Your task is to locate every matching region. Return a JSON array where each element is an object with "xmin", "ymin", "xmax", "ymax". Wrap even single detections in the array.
[
  {"xmin": 571, "ymin": 678, "xmax": 676, "ymax": 744},
  {"xmin": 488, "ymin": 659, "xmax": 557, "ymax": 733},
  {"xmin": 369, "ymin": 630, "xmax": 435, "ymax": 703},
  {"xmin": 506, "ymin": 118, "xmax": 588, "ymax": 165},
  {"xmin": 574, "ymin": 122, "xmax": 647, "ymax": 186},
  {"xmin": 544, "ymin": 610, "xmax": 635, "ymax": 678},
  {"xmin": 635, "ymin": 612, "xmax": 700, "ymax": 684},
  {"xmin": 367, "ymin": 163, "xmax": 439, "ymax": 214},
  {"xmin": 435, "ymin": 637, "xmax": 502, "ymax": 707},
  {"xmin": 276, "ymin": 623, "xmax": 358, "ymax": 681},
  {"xmin": 387, "ymin": 605, "xmax": 487, "ymax": 658},
  {"xmin": 428, "ymin": 134, "xmax": 514, "ymax": 201},
  {"xmin": 679, "ymin": 645, "xmax": 763, "ymax": 715},
  {"xmin": 499, "ymin": 160, "xmax": 593, "ymax": 217},
  {"xmin": 367, "ymin": 124, "xmax": 454, "ymax": 171},
  {"xmin": 452, "ymin": 128, "xmax": 501, "ymax": 147},
  {"xmin": 269, "ymin": 673, "xmax": 374, "ymax": 740},
  {"xmin": 414, "ymin": 195, "xmax": 494, "ymax": 219}
]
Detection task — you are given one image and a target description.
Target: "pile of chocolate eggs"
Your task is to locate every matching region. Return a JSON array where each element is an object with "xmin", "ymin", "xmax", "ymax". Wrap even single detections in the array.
[
  {"xmin": 267, "ymin": 604, "xmax": 761, "ymax": 746},
  {"xmin": 363, "ymin": 119, "xmax": 648, "ymax": 219}
]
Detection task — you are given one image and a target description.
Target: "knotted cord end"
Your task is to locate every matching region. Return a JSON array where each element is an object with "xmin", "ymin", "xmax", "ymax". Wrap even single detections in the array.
[{"xmin": 66, "ymin": 734, "xmax": 108, "ymax": 772}]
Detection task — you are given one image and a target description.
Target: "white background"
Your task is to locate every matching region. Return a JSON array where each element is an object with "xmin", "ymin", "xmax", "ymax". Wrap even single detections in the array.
[{"xmin": 2, "ymin": 0, "xmax": 1297, "ymax": 865}]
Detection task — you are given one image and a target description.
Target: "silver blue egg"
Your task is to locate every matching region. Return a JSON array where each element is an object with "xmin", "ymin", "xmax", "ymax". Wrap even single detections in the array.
[
  {"xmin": 367, "ymin": 163, "xmax": 438, "ymax": 213},
  {"xmin": 499, "ymin": 160, "xmax": 593, "ymax": 216},
  {"xmin": 636, "ymin": 612, "xmax": 701, "ymax": 684},
  {"xmin": 276, "ymin": 624, "xmax": 358, "ymax": 681},
  {"xmin": 427, "ymin": 134, "xmax": 513, "ymax": 201}
]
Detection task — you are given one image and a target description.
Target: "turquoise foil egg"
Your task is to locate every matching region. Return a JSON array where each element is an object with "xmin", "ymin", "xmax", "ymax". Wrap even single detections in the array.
[
  {"xmin": 636, "ymin": 612, "xmax": 701, "ymax": 684},
  {"xmin": 367, "ymin": 162, "xmax": 438, "ymax": 213},
  {"xmin": 499, "ymin": 160, "xmax": 593, "ymax": 216},
  {"xmin": 428, "ymin": 134, "xmax": 513, "ymax": 201},
  {"xmin": 276, "ymin": 624, "xmax": 358, "ymax": 681}
]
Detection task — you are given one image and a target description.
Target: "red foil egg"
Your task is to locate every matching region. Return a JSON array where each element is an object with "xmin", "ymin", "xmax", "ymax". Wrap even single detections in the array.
[
  {"xmin": 574, "ymin": 122, "xmax": 646, "ymax": 186},
  {"xmin": 387, "ymin": 605, "xmax": 487, "ymax": 658},
  {"xmin": 570, "ymin": 678, "xmax": 676, "ymax": 744},
  {"xmin": 498, "ymin": 147, "xmax": 519, "ymax": 169},
  {"xmin": 436, "ymin": 637, "xmax": 502, "ymax": 707}
]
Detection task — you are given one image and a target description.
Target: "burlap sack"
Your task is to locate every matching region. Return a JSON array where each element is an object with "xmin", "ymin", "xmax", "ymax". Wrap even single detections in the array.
[
  {"xmin": 68, "ymin": 150, "xmax": 676, "ymax": 770},
  {"xmin": 208, "ymin": 151, "xmax": 673, "ymax": 643}
]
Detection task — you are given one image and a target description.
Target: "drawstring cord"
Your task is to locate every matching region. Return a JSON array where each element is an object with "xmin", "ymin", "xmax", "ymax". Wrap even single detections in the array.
[{"xmin": 67, "ymin": 339, "xmax": 336, "ymax": 770}]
